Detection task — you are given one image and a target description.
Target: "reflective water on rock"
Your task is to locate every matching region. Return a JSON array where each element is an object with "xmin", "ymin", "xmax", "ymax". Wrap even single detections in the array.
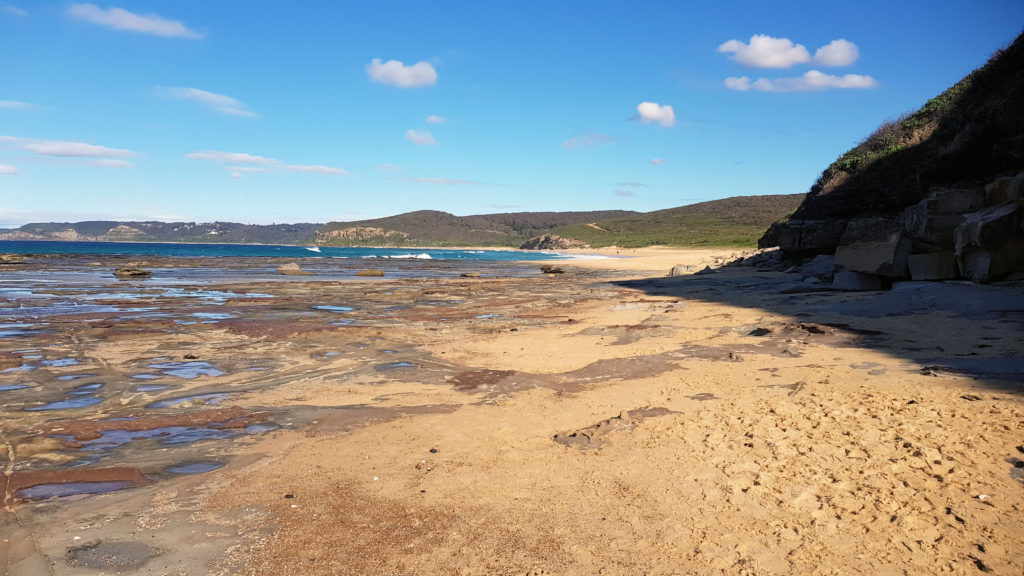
[
  {"xmin": 147, "ymin": 392, "xmax": 230, "ymax": 408},
  {"xmin": 148, "ymin": 361, "xmax": 223, "ymax": 379},
  {"xmin": 374, "ymin": 362, "xmax": 416, "ymax": 371},
  {"xmin": 17, "ymin": 481, "xmax": 135, "ymax": 500},
  {"xmin": 166, "ymin": 461, "xmax": 225, "ymax": 475}
]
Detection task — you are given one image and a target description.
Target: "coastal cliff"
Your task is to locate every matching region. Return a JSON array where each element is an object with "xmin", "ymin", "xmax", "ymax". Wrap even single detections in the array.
[{"xmin": 760, "ymin": 32, "xmax": 1024, "ymax": 283}]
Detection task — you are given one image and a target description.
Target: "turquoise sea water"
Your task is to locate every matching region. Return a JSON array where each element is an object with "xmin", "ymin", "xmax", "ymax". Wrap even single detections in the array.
[{"xmin": 0, "ymin": 240, "xmax": 565, "ymax": 261}]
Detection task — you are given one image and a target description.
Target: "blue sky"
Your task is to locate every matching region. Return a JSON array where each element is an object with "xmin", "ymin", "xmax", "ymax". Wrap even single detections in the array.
[{"xmin": 1, "ymin": 1, "xmax": 1022, "ymax": 226}]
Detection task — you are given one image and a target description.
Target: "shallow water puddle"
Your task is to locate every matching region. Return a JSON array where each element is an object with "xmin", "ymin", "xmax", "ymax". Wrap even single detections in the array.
[
  {"xmin": 147, "ymin": 392, "xmax": 231, "ymax": 408},
  {"xmin": 135, "ymin": 384, "xmax": 170, "ymax": 392},
  {"xmin": 0, "ymin": 384, "xmax": 31, "ymax": 392},
  {"xmin": 42, "ymin": 357, "xmax": 80, "ymax": 367},
  {"xmin": 314, "ymin": 305, "xmax": 355, "ymax": 312},
  {"xmin": 56, "ymin": 373, "xmax": 97, "ymax": 381},
  {"xmin": 166, "ymin": 461, "xmax": 225, "ymax": 475},
  {"xmin": 374, "ymin": 361, "xmax": 417, "ymax": 371},
  {"xmin": 1, "ymin": 363, "xmax": 35, "ymax": 372},
  {"xmin": 17, "ymin": 481, "xmax": 136, "ymax": 500},
  {"xmin": 148, "ymin": 361, "xmax": 223, "ymax": 379},
  {"xmin": 26, "ymin": 395, "xmax": 104, "ymax": 411}
]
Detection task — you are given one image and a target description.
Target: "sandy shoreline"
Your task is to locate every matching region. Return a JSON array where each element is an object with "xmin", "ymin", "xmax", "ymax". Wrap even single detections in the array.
[{"xmin": 1, "ymin": 249, "xmax": 1022, "ymax": 575}]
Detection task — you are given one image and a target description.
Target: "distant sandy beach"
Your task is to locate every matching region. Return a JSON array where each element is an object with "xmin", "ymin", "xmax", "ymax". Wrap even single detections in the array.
[{"xmin": 2, "ymin": 249, "xmax": 1022, "ymax": 575}]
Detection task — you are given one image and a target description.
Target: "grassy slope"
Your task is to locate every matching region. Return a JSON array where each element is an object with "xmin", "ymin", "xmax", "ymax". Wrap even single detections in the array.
[
  {"xmin": 317, "ymin": 210, "xmax": 638, "ymax": 247},
  {"xmin": 788, "ymin": 33, "xmax": 1024, "ymax": 221},
  {"xmin": 553, "ymin": 194, "xmax": 806, "ymax": 248}
]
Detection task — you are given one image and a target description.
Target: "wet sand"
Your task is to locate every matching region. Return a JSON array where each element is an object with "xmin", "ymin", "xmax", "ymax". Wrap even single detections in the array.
[{"xmin": 1, "ymin": 249, "xmax": 1022, "ymax": 575}]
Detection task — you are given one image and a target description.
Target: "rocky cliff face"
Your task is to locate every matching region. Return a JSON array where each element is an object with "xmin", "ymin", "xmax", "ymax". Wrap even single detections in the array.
[
  {"xmin": 520, "ymin": 234, "xmax": 590, "ymax": 250},
  {"xmin": 760, "ymin": 33, "xmax": 1024, "ymax": 285}
]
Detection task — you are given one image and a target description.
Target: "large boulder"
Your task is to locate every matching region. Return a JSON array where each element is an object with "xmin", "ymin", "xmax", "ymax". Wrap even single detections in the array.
[
  {"xmin": 899, "ymin": 188, "xmax": 984, "ymax": 249},
  {"xmin": 832, "ymin": 270, "xmax": 886, "ymax": 291},
  {"xmin": 985, "ymin": 172, "xmax": 1024, "ymax": 205},
  {"xmin": 113, "ymin": 267, "xmax": 151, "ymax": 278},
  {"xmin": 277, "ymin": 262, "xmax": 314, "ymax": 276},
  {"xmin": 759, "ymin": 219, "xmax": 848, "ymax": 257},
  {"xmin": 834, "ymin": 218, "xmax": 912, "ymax": 278},
  {"xmin": 955, "ymin": 202, "xmax": 1022, "ymax": 253},
  {"xmin": 799, "ymin": 254, "xmax": 835, "ymax": 281},
  {"xmin": 907, "ymin": 252, "xmax": 958, "ymax": 281},
  {"xmin": 958, "ymin": 239, "xmax": 1024, "ymax": 282}
]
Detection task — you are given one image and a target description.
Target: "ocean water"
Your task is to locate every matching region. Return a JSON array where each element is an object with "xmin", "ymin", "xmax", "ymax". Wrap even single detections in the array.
[{"xmin": 0, "ymin": 240, "xmax": 567, "ymax": 261}]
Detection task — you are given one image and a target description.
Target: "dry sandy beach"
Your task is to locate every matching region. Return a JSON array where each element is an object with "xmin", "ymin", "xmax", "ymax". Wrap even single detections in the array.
[{"xmin": 1, "ymin": 248, "xmax": 1022, "ymax": 575}]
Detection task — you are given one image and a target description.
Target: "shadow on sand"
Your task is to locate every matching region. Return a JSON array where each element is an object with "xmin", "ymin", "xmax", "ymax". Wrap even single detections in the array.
[{"xmin": 613, "ymin": 268, "xmax": 1024, "ymax": 394}]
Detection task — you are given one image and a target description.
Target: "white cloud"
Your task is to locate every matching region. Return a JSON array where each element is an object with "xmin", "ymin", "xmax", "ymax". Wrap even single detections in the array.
[
  {"xmin": 425, "ymin": 114, "xmax": 447, "ymax": 124},
  {"xmin": 188, "ymin": 151, "xmax": 346, "ymax": 176},
  {"xmin": 562, "ymin": 132, "xmax": 618, "ymax": 149},
  {"xmin": 616, "ymin": 182, "xmax": 648, "ymax": 188},
  {"xmin": 366, "ymin": 58, "xmax": 437, "ymax": 88},
  {"xmin": 0, "ymin": 3, "xmax": 27, "ymax": 17},
  {"xmin": 407, "ymin": 177, "xmax": 485, "ymax": 186},
  {"xmin": 229, "ymin": 172, "xmax": 243, "ymax": 179},
  {"xmin": 92, "ymin": 159, "xmax": 133, "ymax": 167},
  {"xmin": 286, "ymin": 164, "xmax": 349, "ymax": 176},
  {"xmin": 613, "ymin": 190, "xmax": 634, "ymax": 197},
  {"xmin": 718, "ymin": 35, "xmax": 810, "ymax": 69},
  {"xmin": 404, "ymin": 129, "xmax": 437, "ymax": 146},
  {"xmin": 156, "ymin": 87, "xmax": 256, "ymax": 117},
  {"xmin": 0, "ymin": 164, "xmax": 18, "ymax": 175},
  {"xmin": 0, "ymin": 136, "xmax": 135, "ymax": 158},
  {"xmin": 68, "ymin": 3, "xmax": 202, "ymax": 39},
  {"xmin": 0, "ymin": 100, "xmax": 34, "ymax": 109},
  {"xmin": 813, "ymin": 39, "xmax": 859, "ymax": 67},
  {"xmin": 725, "ymin": 70, "xmax": 878, "ymax": 92},
  {"xmin": 650, "ymin": 158, "xmax": 667, "ymax": 165},
  {"xmin": 634, "ymin": 101, "xmax": 675, "ymax": 127},
  {"xmin": 186, "ymin": 150, "xmax": 280, "ymax": 165}
]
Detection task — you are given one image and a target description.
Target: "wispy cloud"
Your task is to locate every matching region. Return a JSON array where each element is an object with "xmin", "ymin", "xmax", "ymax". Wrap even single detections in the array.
[
  {"xmin": 613, "ymin": 189, "xmax": 634, "ymax": 197},
  {"xmin": 91, "ymin": 159, "xmax": 133, "ymax": 167},
  {"xmin": 0, "ymin": 100, "xmax": 35, "ymax": 109},
  {"xmin": 616, "ymin": 182, "xmax": 648, "ymax": 188},
  {"xmin": 725, "ymin": 70, "xmax": 877, "ymax": 92},
  {"xmin": 286, "ymin": 164, "xmax": 349, "ymax": 176},
  {"xmin": 186, "ymin": 150, "xmax": 280, "ymax": 165},
  {"xmin": 155, "ymin": 87, "xmax": 256, "ymax": 117},
  {"xmin": 1, "ymin": 135, "xmax": 135, "ymax": 158},
  {"xmin": 633, "ymin": 102, "xmax": 675, "ymax": 127},
  {"xmin": 404, "ymin": 129, "xmax": 437, "ymax": 146},
  {"xmin": 650, "ymin": 158, "xmax": 667, "ymax": 165},
  {"xmin": 562, "ymin": 132, "xmax": 618, "ymax": 149},
  {"xmin": 406, "ymin": 177, "xmax": 486, "ymax": 186},
  {"xmin": 718, "ymin": 35, "xmax": 862, "ymax": 69},
  {"xmin": 68, "ymin": 3, "xmax": 202, "ymax": 39},
  {"xmin": 187, "ymin": 150, "xmax": 347, "ymax": 177},
  {"xmin": 0, "ymin": 3, "xmax": 27, "ymax": 17},
  {"xmin": 366, "ymin": 58, "xmax": 437, "ymax": 88},
  {"xmin": 425, "ymin": 114, "xmax": 447, "ymax": 124},
  {"xmin": 0, "ymin": 164, "xmax": 18, "ymax": 175}
]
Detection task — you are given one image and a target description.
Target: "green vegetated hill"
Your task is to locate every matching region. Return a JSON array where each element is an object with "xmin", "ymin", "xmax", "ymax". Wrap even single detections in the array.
[
  {"xmin": 765, "ymin": 32, "xmax": 1024, "ymax": 234},
  {"xmin": 550, "ymin": 194, "xmax": 806, "ymax": 248},
  {"xmin": 0, "ymin": 221, "xmax": 322, "ymax": 245},
  {"xmin": 316, "ymin": 210, "xmax": 638, "ymax": 247}
]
